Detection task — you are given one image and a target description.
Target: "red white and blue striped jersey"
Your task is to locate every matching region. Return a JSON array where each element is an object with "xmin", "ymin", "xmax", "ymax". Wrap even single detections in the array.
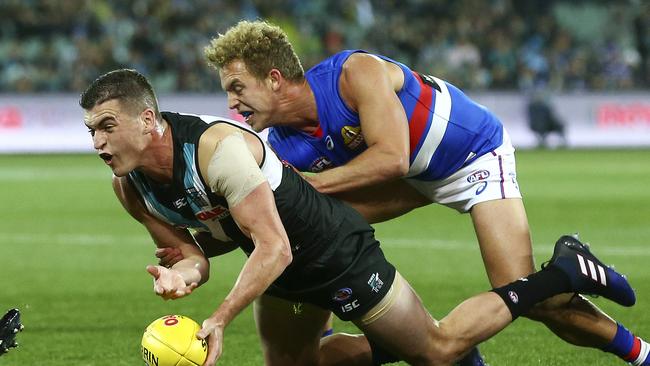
[{"xmin": 267, "ymin": 50, "xmax": 504, "ymax": 181}]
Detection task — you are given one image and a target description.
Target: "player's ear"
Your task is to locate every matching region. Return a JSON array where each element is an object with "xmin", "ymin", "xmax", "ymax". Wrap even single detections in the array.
[
  {"xmin": 140, "ymin": 108, "xmax": 157, "ymax": 133},
  {"xmin": 268, "ymin": 69, "xmax": 282, "ymax": 91}
]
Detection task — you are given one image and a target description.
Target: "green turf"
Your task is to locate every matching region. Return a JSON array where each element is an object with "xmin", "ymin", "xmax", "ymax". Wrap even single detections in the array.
[{"xmin": 1, "ymin": 149, "xmax": 649, "ymax": 365}]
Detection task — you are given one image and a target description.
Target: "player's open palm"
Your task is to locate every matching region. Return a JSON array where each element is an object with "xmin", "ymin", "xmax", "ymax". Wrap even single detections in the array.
[
  {"xmin": 196, "ymin": 319, "xmax": 224, "ymax": 366},
  {"xmin": 146, "ymin": 265, "xmax": 198, "ymax": 300}
]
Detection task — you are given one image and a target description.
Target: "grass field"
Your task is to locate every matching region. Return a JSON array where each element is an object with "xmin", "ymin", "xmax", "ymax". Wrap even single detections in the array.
[{"xmin": 1, "ymin": 149, "xmax": 649, "ymax": 365}]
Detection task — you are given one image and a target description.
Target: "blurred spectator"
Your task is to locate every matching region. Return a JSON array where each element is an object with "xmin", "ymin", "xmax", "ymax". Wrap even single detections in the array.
[
  {"xmin": 0, "ymin": 0, "xmax": 646, "ymax": 93},
  {"xmin": 526, "ymin": 90, "xmax": 566, "ymax": 149},
  {"xmin": 634, "ymin": 2, "xmax": 650, "ymax": 87}
]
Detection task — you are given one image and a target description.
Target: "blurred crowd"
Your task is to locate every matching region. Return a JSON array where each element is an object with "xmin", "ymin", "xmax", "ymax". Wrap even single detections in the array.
[{"xmin": 1, "ymin": 0, "xmax": 649, "ymax": 93}]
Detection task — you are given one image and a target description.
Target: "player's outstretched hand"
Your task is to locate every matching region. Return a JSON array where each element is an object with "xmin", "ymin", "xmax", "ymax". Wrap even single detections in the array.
[
  {"xmin": 196, "ymin": 318, "xmax": 225, "ymax": 366},
  {"xmin": 0, "ymin": 309, "xmax": 23, "ymax": 356},
  {"xmin": 146, "ymin": 265, "xmax": 198, "ymax": 300},
  {"xmin": 155, "ymin": 247, "xmax": 184, "ymax": 268}
]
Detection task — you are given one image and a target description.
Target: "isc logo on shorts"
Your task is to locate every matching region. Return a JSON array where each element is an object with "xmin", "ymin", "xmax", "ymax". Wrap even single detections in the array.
[
  {"xmin": 467, "ymin": 170, "xmax": 490, "ymax": 183},
  {"xmin": 341, "ymin": 300, "xmax": 360, "ymax": 313}
]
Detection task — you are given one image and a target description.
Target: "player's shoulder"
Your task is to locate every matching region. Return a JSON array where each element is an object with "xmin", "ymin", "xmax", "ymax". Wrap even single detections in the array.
[
  {"xmin": 339, "ymin": 52, "xmax": 392, "ymax": 92},
  {"xmin": 342, "ymin": 51, "xmax": 384, "ymax": 70},
  {"xmin": 308, "ymin": 50, "xmax": 366, "ymax": 75}
]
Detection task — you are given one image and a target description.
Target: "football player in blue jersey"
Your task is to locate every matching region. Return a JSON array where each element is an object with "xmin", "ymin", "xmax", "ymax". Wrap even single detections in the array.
[{"xmin": 201, "ymin": 20, "xmax": 650, "ymax": 366}]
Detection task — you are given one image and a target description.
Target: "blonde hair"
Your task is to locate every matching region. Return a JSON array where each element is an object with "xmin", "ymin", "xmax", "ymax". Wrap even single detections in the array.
[{"xmin": 205, "ymin": 20, "xmax": 304, "ymax": 81}]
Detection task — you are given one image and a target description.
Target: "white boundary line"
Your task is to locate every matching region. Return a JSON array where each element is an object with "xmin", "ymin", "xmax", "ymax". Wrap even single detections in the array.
[{"xmin": 2, "ymin": 232, "xmax": 648, "ymax": 256}]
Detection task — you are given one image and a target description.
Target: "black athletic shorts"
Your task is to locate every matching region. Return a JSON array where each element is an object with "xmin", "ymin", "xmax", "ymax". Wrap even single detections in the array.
[{"xmin": 265, "ymin": 223, "xmax": 396, "ymax": 321}]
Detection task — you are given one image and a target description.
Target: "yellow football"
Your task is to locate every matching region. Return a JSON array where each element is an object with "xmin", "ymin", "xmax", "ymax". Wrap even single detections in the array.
[{"xmin": 141, "ymin": 315, "xmax": 207, "ymax": 366}]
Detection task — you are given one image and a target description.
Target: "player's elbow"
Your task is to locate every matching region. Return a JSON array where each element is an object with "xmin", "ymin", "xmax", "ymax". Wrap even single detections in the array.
[
  {"xmin": 395, "ymin": 155, "xmax": 410, "ymax": 177},
  {"xmin": 194, "ymin": 259, "xmax": 211, "ymax": 285},
  {"xmin": 261, "ymin": 237, "xmax": 293, "ymax": 270},
  {"xmin": 369, "ymin": 142, "xmax": 410, "ymax": 179},
  {"xmin": 200, "ymin": 265, "xmax": 210, "ymax": 284},
  {"xmin": 278, "ymin": 241, "xmax": 293, "ymax": 268},
  {"xmin": 384, "ymin": 154, "xmax": 409, "ymax": 179}
]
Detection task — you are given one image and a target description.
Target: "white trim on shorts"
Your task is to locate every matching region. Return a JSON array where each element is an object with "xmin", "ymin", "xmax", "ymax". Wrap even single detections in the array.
[{"xmin": 405, "ymin": 129, "xmax": 522, "ymax": 213}]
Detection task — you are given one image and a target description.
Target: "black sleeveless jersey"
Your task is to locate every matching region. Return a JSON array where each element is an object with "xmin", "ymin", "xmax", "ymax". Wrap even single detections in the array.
[{"xmin": 128, "ymin": 112, "xmax": 375, "ymax": 291}]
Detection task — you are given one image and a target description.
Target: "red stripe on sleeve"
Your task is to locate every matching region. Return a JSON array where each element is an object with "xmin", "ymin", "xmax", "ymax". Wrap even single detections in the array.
[{"xmin": 408, "ymin": 72, "xmax": 434, "ymax": 156}]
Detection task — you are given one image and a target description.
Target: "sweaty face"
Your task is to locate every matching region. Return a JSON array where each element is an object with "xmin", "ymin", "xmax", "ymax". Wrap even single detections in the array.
[
  {"xmin": 219, "ymin": 60, "xmax": 275, "ymax": 132},
  {"xmin": 83, "ymin": 99, "xmax": 148, "ymax": 176}
]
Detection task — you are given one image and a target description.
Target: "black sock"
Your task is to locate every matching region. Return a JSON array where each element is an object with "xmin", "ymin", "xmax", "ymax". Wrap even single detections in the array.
[
  {"xmin": 491, "ymin": 266, "xmax": 572, "ymax": 320},
  {"xmin": 368, "ymin": 337, "xmax": 400, "ymax": 365}
]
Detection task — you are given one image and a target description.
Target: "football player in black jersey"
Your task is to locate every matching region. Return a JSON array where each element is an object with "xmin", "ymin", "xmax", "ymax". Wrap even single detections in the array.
[{"xmin": 81, "ymin": 69, "xmax": 640, "ymax": 366}]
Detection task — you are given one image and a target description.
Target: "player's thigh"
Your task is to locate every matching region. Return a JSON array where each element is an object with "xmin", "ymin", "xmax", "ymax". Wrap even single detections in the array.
[
  {"xmin": 352, "ymin": 272, "xmax": 440, "ymax": 365},
  {"xmin": 254, "ymin": 294, "xmax": 331, "ymax": 366},
  {"xmin": 470, "ymin": 198, "xmax": 535, "ymax": 287}
]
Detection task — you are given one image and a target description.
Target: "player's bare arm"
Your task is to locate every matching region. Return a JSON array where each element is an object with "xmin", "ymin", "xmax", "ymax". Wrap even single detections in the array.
[
  {"xmin": 156, "ymin": 232, "xmax": 239, "ymax": 267},
  {"xmin": 332, "ymin": 178, "xmax": 431, "ymax": 223},
  {"xmin": 307, "ymin": 53, "xmax": 410, "ymax": 194},
  {"xmin": 195, "ymin": 124, "xmax": 292, "ymax": 365},
  {"xmin": 112, "ymin": 176, "xmax": 210, "ymax": 299}
]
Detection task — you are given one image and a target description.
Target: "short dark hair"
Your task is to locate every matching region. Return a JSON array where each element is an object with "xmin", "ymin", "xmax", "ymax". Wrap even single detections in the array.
[{"xmin": 79, "ymin": 69, "xmax": 160, "ymax": 119}]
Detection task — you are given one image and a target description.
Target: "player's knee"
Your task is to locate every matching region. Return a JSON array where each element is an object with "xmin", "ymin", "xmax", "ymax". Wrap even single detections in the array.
[{"xmin": 319, "ymin": 333, "xmax": 372, "ymax": 365}]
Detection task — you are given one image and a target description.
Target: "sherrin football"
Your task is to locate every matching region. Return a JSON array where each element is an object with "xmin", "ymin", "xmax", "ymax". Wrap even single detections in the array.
[{"xmin": 141, "ymin": 315, "xmax": 207, "ymax": 366}]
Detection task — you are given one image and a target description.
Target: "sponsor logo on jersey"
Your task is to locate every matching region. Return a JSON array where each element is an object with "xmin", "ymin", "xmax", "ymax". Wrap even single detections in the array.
[
  {"xmin": 196, "ymin": 205, "xmax": 230, "ymax": 221},
  {"xmin": 173, "ymin": 198, "xmax": 188, "ymax": 209},
  {"xmin": 325, "ymin": 135, "xmax": 334, "ymax": 150},
  {"xmin": 185, "ymin": 187, "xmax": 209, "ymax": 207},
  {"xmin": 333, "ymin": 287, "xmax": 353, "ymax": 302},
  {"xmin": 309, "ymin": 156, "xmax": 333, "ymax": 172},
  {"xmin": 416, "ymin": 72, "xmax": 442, "ymax": 92},
  {"xmin": 368, "ymin": 273, "xmax": 384, "ymax": 293},
  {"xmin": 341, "ymin": 125, "xmax": 364, "ymax": 150},
  {"xmin": 467, "ymin": 169, "xmax": 490, "ymax": 183}
]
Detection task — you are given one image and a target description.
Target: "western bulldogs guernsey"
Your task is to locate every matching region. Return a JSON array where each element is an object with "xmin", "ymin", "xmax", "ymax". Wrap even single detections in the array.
[
  {"xmin": 268, "ymin": 50, "xmax": 504, "ymax": 181},
  {"xmin": 127, "ymin": 112, "xmax": 376, "ymax": 292}
]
